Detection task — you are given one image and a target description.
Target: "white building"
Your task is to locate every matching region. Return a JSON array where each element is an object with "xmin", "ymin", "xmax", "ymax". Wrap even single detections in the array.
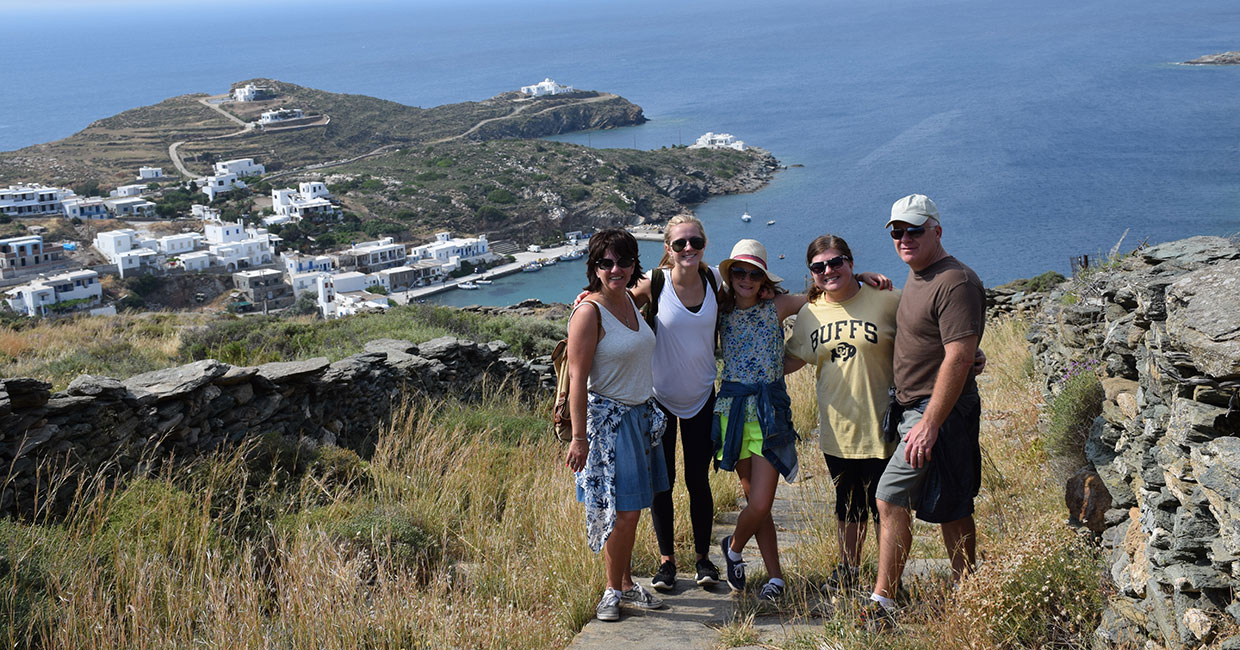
[
  {"xmin": 289, "ymin": 271, "xmax": 323, "ymax": 298},
  {"xmin": 521, "ymin": 78, "xmax": 575, "ymax": 97},
  {"xmin": 688, "ymin": 132, "xmax": 746, "ymax": 151},
  {"xmin": 192, "ymin": 204, "xmax": 221, "ymax": 221},
  {"xmin": 155, "ymin": 233, "xmax": 200, "ymax": 255},
  {"xmin": 232, "ymin": 83, "xmax": 269, "ymax": 102},
  {"xmin": 62, "ymin": 196, "xmax": 111, "ymax": 220},
  {"xmin": 316, "ymin": 271, "xmax": 388, "ymax": 319},
  {"xmin": 331, "ymin": 271, "xmax": 368, "ymax": 293},
  {"xmin": 214, "ymin": 158, "xmax": 265, "ymax": 177},
  {"xmin": 110, "ymin": 184, "xmax": 146, "ymax": 197},
  {"xmin": 199, "ymin": 172, "xmax": 247, "ymax": 201},
  {"xmin": 282, "ymin": 250, "xmax": 333, "ymax": 277},
  {"xmin": 408, "ymin": 231, "xmax": 489, "ymax": 272},
  {"xmin": 104, "ymin": 196, "xmax": 156, "ymax": 217},
  {"xmin": 271, "ymin": 183, "xmax": 336, "ymax": 221},
  {"xmin": 258, "ymin": 108, "xmax": 304, "ymax": 125},
  {"xmin": 138, "ymin": 167, "xmax": 164, "ymax": 180},
  {"xmin": 177, "ymin": 251, "xmax": 212, "ymax": 272},
  {"xmin": 5, "ymin": 269, "xmax": 102, "ymax": 317},
  {"xmin": 0, "ymin": 184, "xmax": 77, "ymax": 217},
  {"xmin": 93, "ymin": 228, "xmax": 158, "ymax": 274},
  {"xmin": 334, "ymin": 237, "xmax": 408, "ymax": 273},
  {"xmin": 205, "ymin": 221, "xmax": 278, "ymax": 271}
]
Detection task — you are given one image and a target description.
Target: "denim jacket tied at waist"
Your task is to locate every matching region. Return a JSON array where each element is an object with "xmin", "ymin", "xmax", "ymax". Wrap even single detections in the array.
[{"xmin": 711, "ymin": 377, "xmax": 799, "ymax": 481}]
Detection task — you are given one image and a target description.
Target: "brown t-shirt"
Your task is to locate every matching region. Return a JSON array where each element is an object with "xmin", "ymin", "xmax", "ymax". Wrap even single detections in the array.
[{"xmin": 893, "ymin": 255, "xmax": 985, "ymax": 405}]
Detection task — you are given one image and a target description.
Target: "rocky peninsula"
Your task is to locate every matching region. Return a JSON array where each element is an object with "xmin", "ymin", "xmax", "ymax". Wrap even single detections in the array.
[{"xmin": 1183, "ymin": 51, "xmax": 1240, "ymax": 65}]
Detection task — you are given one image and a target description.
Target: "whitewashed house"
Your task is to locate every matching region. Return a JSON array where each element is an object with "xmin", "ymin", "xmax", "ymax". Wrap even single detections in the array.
[
  {"xmin": 138, "ymin": 167, "xmax": 164, "ymax": 180},
  {"xmin": 205, "ymin": 220, "xmax": 278, "ymax": 271},
  {"xmin": 177, "ymin": 251, "xmax": 212, "ymax": 272},
  {"xmin": 688, "ymin": 132, "xmax": 746, "ymax": 151},
  {"xmin": 271, "ymin": 185, "xmax": 336, "ymax": 221},
  {"xmin": 199, "ymin": 172, "xmax": 247, "ymax": 201},
  {"xmin": 214, "ymin": 158, "xmax": 265, "ymax": 177},
  {"xmin": 62, "ymin": 197, "xmax": 111, "ymax": 220},
  {"xmin": 258, "ymin": 108, "xmax": 304, "ymax": 125},
  {"xmin": 288, "ymin": 271, "xmax": 322, "ymax": 298},
  {"xmin": 104, "ymin": 196, "xmax": 156, "ymax": 217},
  {"xmin": 334, "ymin": 237, "xmax": 408, "ymax": 273},
  {"xmin": 192, "ymin": 204, "xmax": 221, "ymax": 221},
  {"xmin": 110, "ymin": 184, "xmax": 146, "ymax": 197},
  {"xmin": 232, "ymin": 83, "xmax": 270, "ymax": 102},
  {"xmin": 282, "ymin": 250, "xmax": 333, "ymax": 277},
  {"xmin": 0, "ymin": 184, "xmax": 77, "ymax": 217},
  {"xmin": 93, "ymin": 228, "xmax": 158, "ymax": 274},
  {"xmin": 408, "ymin": 231, "xmax": 489, "ymax": 273},
  {"xmin": 155, "ymin": 233, "xmax": 200, "ymax": 255},
  {"xmin": 5, "ymin": 269, "xmax": 102, "ymax": 317},
  {"xmin": 521, "ymin": 78, "xmax": 575, "ymax": 96},
  {"xmin": 331, "ymin": 271, "xmax": 368, "ymax": 293}
]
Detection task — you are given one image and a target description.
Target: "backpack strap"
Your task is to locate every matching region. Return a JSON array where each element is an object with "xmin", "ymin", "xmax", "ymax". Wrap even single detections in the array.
[{"xmin": 642, "ymin": 268, "xmax": 665, "ymax": 333}]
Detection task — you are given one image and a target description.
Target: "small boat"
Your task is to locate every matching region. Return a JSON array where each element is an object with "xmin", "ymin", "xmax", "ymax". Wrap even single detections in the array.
[
  {"xmin": 475, "ymin": 279, "xmax": 493, "ymax": 285},
  {"xmin": 541, "ymin": 256, "xmax": 559, "ymax": 266},
  {"xmin": 522, "ymin": 262, "xmax": 543, "ymax": 273},
  {"xmin": 458, "ymin": 281, "xmax": 480, "ymax": 290},
  {"xmin": 560, "ymin": 248, "xmax": 585, "ymax": 261},
  {"xmin": 741, "ymin": 210, "xmax": 752, "ymax": 223},
  {"xmin": 766, "ymin": 220, "xmax": 776, "ymax": 226},
  {"xmin": 778, "ymin": 254, "xmax": 785, "ymax": 259}
]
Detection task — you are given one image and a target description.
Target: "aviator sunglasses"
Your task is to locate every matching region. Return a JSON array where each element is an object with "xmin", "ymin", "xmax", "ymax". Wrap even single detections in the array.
[
  {"xmin": 729, "ymin": 266, "xmax": 767, "ymax": 281},
  {"xmin": 889, "ymin": 225, "xmax": 931, "ymax": 239},
  {"xmin": 808, "ymin": 255, "xmax": 850, "ymax": 274},
  {"xmin": 670, "ymin": 236, "xmax": 706, "ymax": 252},
  {"xmin": 596, "ymin": 256, "xmax": 636, "ymax": 270}
]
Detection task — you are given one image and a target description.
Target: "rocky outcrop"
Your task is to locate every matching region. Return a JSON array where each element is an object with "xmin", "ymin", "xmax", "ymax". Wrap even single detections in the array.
[
  {"xmin": 1184, "ymin": 52, "xmax": 1240, "ymax": 65},
  {"xmin": 0, "ymin": 336, "xmax": 554, "ymax": 519},
  {"xmin": 1024, "ymin": 236, "xmax": 1240, "ymax": 648},
  {"xmin": 469, "ymin": 92, "xmax": 647, "ymax": 140}
]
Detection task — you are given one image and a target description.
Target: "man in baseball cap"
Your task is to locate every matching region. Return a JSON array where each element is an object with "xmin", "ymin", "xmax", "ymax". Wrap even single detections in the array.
[{"xmin": 861, "ymin": 194, "xmax": 986, "ymax": 631}]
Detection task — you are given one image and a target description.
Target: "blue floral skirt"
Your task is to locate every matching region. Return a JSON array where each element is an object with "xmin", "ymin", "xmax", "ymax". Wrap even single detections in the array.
[{"xmin": 577, "ymin": 403, "xmax": 670, "ymax": 511}]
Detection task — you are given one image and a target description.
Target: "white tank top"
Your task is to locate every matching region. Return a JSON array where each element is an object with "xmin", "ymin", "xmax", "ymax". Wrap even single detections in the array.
[
  {"xmin": 574, "ymin": 295, "xmax": 656, "ymax": 406},
  {"xmin": 651, "ymin": 268, "xmax": 720, "ymax": 418}
]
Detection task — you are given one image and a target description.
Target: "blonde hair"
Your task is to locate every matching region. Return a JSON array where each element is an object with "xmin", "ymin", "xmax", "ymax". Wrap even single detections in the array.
[{"xmin": 658, "ymin": 215, "xmax": 709, "ymax": 271}]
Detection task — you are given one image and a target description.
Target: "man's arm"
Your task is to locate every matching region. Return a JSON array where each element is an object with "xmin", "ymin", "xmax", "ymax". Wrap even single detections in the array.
[{"xmin": 902, "ymin": 334, "xmax": 978, "ymax": 469}]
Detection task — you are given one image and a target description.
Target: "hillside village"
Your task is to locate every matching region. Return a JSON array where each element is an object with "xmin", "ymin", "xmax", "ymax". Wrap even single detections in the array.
[{"xmin": 1, "ymin": 79, "xmax": 771, "ymax": 321}]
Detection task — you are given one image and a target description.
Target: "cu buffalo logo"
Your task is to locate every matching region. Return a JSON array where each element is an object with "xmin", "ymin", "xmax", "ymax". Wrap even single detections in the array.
[{"xmin": 830, "ymin": 342, "xmax": 857, "ymax": 363}]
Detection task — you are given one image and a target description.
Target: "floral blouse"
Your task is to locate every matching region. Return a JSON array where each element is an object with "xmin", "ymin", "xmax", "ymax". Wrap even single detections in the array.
[{"xmin": 715, "ymin": 300, "xmax": 785, "ymax": 423}]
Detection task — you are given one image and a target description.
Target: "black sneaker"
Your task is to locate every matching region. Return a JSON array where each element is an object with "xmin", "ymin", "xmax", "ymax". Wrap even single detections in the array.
[
  {"xmin": 758, "ymin": 580, "xmax": 785, "ymax": 602},
  {"xmin": 694, "ymin": 558, "xmax": 720, "ymax": 586},
  {"xmin": 720, "ymin": 535, "xmax": 745, "ymax": 592},
  {"xmin": 858, "ymin": 600, "xmax": 897, "ymax": 633},
  {"xmin": 651, "ymin": 560, "xmax": 676, "ymax": 591},
  {"xmin": 823, "ymin": 562, "xmax": 859, "ymax": 592}
]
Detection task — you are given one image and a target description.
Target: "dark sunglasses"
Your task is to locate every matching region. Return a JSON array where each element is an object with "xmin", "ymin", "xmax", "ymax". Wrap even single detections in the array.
[
  {"xmin": 808, "ymin": 255, "xmax": 850, "ymax": 274},
  {"xmin": 889, "ymin": 225, "xmax": 930, "ymax": 240},
  {"xmin": 670, "ymin": 236, "xmax": 706, "ymax": 252},
  {"xmin": 596, "ymin": 256, "xmax": 636, "ymax": 270},
  {"xmin": 729, "ymin": 266, "xmax": 766, "ymax": 281}
]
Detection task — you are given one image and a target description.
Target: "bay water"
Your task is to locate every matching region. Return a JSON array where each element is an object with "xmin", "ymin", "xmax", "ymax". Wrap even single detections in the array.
[{"xmin": 3, "ymin": 0, "xmax": 1237, "ymax": 306}]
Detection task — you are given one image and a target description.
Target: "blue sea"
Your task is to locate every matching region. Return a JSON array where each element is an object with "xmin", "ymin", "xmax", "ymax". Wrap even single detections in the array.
[{"xmin": 3, "ymin": 0, "xmax": 1238, "ymax": 306}]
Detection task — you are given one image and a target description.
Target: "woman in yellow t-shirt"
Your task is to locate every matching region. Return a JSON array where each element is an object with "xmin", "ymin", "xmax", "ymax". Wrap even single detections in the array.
[{"xmin": 784, "ymin": 234, "xmax": 901, "ymax": 592}]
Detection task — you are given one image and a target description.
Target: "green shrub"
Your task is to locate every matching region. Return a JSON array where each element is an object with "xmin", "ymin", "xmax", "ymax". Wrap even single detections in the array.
[
  {"xmin": 0, "ymin": 519, "xmax": 72, "ymax": 646},
  {"xmin": 1027, "ymin": 270, "xmax": 1066, "ymax": 293},
  {"xmin": 1044, "ymin": 369, "xmax": 1103, "ymax": 462},
  {"xmin": 486, "ymin": 188, "xmax": 515, "ymax": 204},
  {"xmin": 279, "ymin": 501, "xmax": 438, "ymax": 574}
]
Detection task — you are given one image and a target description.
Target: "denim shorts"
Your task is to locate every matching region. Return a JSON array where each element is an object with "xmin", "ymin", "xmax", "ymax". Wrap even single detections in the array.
[{"xmin": 874, "ymin": 391, "xmax": 981, "ymax": 524}]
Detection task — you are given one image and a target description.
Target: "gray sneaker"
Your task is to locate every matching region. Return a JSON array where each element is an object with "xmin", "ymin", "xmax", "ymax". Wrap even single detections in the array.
[
  {"xmin": 596, "ymin": 589, "xmax": 621, "ymax": 621},
  {"xmin": 620, "ymin": 582, "xmax": 665, "ymax": 609},
  {"xmin": 758, "ymin": 580, "xmax": 785, "ymax": 602}
]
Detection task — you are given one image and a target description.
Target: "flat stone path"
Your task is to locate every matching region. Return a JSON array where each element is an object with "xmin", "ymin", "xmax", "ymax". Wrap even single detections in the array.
[{"xmin": 568, "ymin": 470, "xmax": 953, "ymax": 649}]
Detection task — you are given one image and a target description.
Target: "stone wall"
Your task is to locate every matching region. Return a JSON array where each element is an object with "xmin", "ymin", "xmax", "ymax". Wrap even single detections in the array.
[
  {"xmin": 1024, "ymin": 236, "xmax": 1240, "ymax": 648},
  {"xmin": 0, "ymin": 336, "xmax": 552, "ymax": 518}
]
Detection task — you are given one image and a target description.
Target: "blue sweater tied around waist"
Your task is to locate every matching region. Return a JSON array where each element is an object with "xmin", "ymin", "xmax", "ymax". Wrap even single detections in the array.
[{"xmin": 711, "ymin": 377, "xmax": 799, "ymax": 481}]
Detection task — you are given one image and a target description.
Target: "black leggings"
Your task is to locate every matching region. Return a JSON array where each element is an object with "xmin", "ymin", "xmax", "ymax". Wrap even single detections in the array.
[
  {"xmin": 823, "ymin": 454, "xmax": 890, "ymax": 524},
  {"xmin": 650, "ymin": 393, "xmax": 716, "ymax": 558}
]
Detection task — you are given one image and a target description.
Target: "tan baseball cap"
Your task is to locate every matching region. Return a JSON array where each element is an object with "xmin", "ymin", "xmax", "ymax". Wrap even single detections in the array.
[{"xmin": 886, "ymin": 194, "xmax": 940, "ymax": 228}]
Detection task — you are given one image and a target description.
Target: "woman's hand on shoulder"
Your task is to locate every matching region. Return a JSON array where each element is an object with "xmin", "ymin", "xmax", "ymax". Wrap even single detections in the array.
[
  {"xmin": 858, "ymin": 271, "xmax": 893, "ymax": 291},
  {"xmin": 628, "ymin": 272, "xmax": 653, "ymax": 308}
]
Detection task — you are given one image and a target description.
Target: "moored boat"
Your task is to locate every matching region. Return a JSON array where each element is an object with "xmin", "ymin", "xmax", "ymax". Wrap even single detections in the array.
[{"xmin": 458, "ymin": 281, "xmax": 480, "ymax": 290}]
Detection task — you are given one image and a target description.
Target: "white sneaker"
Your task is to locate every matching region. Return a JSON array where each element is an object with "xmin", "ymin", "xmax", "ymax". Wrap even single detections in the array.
[
  {"xmin": 596, "ymin": 589, "xmax": 621, "ymax": 621},
  {"xmin": 620, "ymin": 583, "xmax": 665, "ymax": 609}
]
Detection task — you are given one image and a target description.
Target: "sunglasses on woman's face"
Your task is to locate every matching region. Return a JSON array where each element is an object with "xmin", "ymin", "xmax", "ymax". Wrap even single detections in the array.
[
  {"xmin": 729, "ymin": 266, "xmax": 766, "ymax": 281},
  {"xmin": 670, "ymin": 236, "xmax": 706, "ymax": 252},
  {"xmin": 596, "ymin": 256, "xmax": 636, "ymax": 270},
  {"xmin": 808, "ymin": 255, "xmax": 850, "ymax": 275}
]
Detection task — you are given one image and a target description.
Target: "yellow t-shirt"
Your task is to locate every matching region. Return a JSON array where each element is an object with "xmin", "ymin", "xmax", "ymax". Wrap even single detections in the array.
[{"xmin": 785, "ymin": 285, "xmax": 901, "ymax": 459}]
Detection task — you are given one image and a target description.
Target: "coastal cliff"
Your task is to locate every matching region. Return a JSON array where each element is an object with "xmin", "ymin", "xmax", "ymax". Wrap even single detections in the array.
[{"xmin": 1183, "ymin": 51, "xmax": 1240, "ymax": 65}]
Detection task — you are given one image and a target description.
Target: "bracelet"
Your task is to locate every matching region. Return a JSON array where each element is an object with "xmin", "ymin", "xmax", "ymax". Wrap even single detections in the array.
[{"xmin": 572, "ymin": 436, "xmax": 587, "ymax": 442}]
